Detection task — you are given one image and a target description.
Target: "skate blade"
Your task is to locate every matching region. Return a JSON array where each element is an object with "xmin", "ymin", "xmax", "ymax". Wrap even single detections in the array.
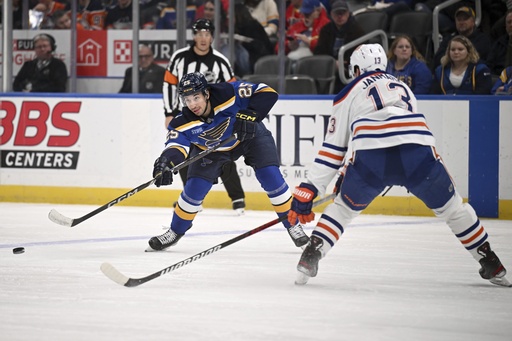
[
  {"xmin": 145, "ymin": 246, "xmax": 160, "ymax": 252},
  {"xmin": 295, "ymin": 271, "xmax": 310, "ymax": 285},
  {"xmin": 489, "ymin": 276, "xmax": 512, "ymax": 287}
]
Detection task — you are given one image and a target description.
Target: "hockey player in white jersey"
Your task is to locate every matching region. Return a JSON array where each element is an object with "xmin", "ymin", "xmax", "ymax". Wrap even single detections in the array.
[{"xmin": 288, "ymin": 43, "xmax": 509, "ymax": 286}]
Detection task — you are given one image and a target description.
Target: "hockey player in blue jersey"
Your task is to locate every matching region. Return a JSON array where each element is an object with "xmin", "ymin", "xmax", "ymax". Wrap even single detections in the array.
[
  {"xmin": 148, "ymin": 72, "xmax": 309, "ymax": 251},
  {"xmin": 289, "ymin": 43, "xmax": 509, "ymax": 287}
]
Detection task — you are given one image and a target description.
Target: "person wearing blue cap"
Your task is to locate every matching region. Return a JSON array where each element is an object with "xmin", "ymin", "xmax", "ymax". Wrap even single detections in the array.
[{"xmin": 282, "ymin": 0, "xmax": 330, "ymax": 60}]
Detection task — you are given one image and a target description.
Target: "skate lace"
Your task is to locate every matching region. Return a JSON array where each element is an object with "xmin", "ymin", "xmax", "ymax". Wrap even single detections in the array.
[
  {"xmin": 288, "ymin": 224, "xmax": 306, "ymax": 239},
  {"xmin": 157, "ymin": 231, "xmax": 177, "ymax": 244}
]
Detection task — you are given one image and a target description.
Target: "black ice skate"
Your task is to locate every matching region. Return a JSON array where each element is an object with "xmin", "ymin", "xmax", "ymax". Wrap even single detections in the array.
[
  {"xmin": 295, "ymin": 236, "xmax": 323, "ymax": 285},
  {"xmin": 287, "ymin": 223, "xmax": 309, "ymax": 248},
  {"xmin": 477, "ymin": 241, "xmax": 511, "ymax": 287},
  {"xmin": 147, "ymin": 229, "xmax": 184, "ymax": 251},
  {"xmin": 232, "ymin": 198, "xmax": 245, "ymax": 215}
]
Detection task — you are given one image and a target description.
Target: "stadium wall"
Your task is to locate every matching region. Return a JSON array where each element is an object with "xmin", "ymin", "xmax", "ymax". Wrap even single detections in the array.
[{"xmin": 0, "ymin": 94, "xmax": 510, "ymax": 219}]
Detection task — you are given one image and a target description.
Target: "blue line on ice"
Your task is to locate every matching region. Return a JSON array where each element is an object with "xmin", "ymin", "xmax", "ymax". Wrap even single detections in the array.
[{"xmin": 0, "ymin": 219, "xmax": 435, "ymax": 249}]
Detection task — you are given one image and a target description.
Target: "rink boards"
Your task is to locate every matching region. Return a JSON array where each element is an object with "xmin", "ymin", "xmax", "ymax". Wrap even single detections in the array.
[{"xmin": 0, "ymin": 94, "xmax": 511, "ymax": 219}]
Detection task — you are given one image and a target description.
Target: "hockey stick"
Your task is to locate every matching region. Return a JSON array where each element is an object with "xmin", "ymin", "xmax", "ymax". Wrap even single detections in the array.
[
  {"xmin": 100, "ymin": 193, "xmax": 336, "ymax": 287},
  {"xmin": 48, "ymin": 135, "xmax": 238, "ymax": 227}
]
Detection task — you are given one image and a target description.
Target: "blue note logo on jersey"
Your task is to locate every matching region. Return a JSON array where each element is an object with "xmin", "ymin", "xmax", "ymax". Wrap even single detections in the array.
[{"xmin": 199, "ymin": 118, "xmax": 230, "ymax": 147}]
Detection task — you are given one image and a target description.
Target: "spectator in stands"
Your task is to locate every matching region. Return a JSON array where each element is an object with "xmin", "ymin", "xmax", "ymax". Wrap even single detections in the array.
[
  {"xmin": 143, "ymin": 0, "xmax": 194, "ymax": 29},
  {"xmin": 234, "ymin": 3, "xmax": 273, "ymax": 75},
  {"xmin": 431, "ymin": 35, "xmax": 492, "ymax": 95},
  {"xmin": 314, "ymin": 0, "xmax": 365, "ymax": 92},
  {"xmin": 195, "ymin": 0, "xmax": 218, "ymax": 22},
  {"xmin": 196, "ymin": 0, "xmax": 228, "ymax": 32},
  {"xmin": 433, "ymin": 6, "xmax": 492, "ymax": 69},
  {"xmin": 491, "ymin": 66, "xmax": 512, "ymax": 94},
  {"xmin": 32, "ymin": 0, "xmax": 69, "ymax": 29},
  {"xmin": 414, "ymin": 0, "xmax": 461, "ymax": 34},
  {"xmin": 244, "ymin": 0, "xmax": 280, "ymax": 39},
  {"xmin": 282, "ymin": 0, "xmax": 330, "ymax": 61},
  {"xmin": 53, "ymin": 9, "xmax": 85, "ymax": 30},
  {"xmin": 137, "ymin": 0, "xmax": 163, "ymax": 29},
  {"xmin": 78, "ymin": 0, "xmax": 107, "ymax": 30},
  {"xmin": 386, "ymin": 35, "xmax": 432, "ymax": 94},
  {"xmin": 119, "ymin": 45, "xmax": 165, "ymax": 93},
  {"xmin": 104, "ymin": 0, "xmax": 132, "ymax": 29},
  {"xmin": 486, "ymin": 10, "xmax": 512, "ymax": 76},
  {"xmin": 13, "ymin": 33, "xmax": 68, "ymax": 92},
  {"xmin": 195, "ymin": 0, "xmax": 225, "ymax": 27},
  {"xmin": 285, "ymin": 0, "xmax": 304, "ymax": 28},
  {"xmin": 162, "ymin": 18, "xmax": 246, "ymax": 215}
]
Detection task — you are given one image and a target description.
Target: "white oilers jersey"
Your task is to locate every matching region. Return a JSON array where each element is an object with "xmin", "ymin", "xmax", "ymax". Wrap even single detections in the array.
[{"xmin": 307, "ymin": 70, "xmax": 436, "ymax": 196}]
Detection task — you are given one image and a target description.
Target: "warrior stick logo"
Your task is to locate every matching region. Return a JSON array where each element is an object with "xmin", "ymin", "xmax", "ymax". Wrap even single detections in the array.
[{"xmin": 160, "ymin": 245, "xmax": 222, "ymax": 274}]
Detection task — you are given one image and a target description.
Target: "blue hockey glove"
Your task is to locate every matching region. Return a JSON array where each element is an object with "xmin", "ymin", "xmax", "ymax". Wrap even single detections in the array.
[
  {"xmin": 153, "ymin": 156, "xmax": 174, "ymax": 187},
  {"xmin": 287, "ymin": 182, "xmax": 318, "ymax": 225},
  {"xmin": 234, "ymin": 109, "xmax": 257, "ymax": 141}
]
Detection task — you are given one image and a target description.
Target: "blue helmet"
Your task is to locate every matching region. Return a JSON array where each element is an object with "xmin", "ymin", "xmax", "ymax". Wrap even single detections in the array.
[{"xmin": 178, "ymin": 72, "xmax": 208, "ymax": 98}]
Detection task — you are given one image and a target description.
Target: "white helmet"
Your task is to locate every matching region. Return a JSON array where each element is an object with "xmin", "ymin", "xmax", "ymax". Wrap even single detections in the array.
[{"xmin": 348, "ymin": 43, "xmax": 387, "ymax": 79}]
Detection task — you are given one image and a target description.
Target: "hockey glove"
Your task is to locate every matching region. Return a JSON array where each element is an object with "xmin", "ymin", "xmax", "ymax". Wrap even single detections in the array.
[
  {"xmin": 153, "ymin": 156, "xmax": 175, "ymax": 187},
  {"xmin": 287, "ymin": 182, "xmax": 318, "ymax": 225},
  {"xmin": 234, "ymin": 109, "xmax": 257, "ymax": 141}
]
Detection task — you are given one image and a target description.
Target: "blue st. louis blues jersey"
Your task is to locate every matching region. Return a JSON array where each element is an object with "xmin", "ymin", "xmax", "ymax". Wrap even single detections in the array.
[{"xmin": 162, "ymin": 80, "xmax": 278, "ymax": 165}]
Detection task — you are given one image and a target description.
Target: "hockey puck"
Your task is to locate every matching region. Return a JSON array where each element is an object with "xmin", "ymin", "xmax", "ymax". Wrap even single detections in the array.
[{"xmin": 13, "ymin": 247, "xmax": 25, "ymax": 254}]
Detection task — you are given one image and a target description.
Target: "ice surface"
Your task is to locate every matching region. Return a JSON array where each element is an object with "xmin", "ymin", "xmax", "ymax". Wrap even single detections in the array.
[{"xmin": 1, "ymin": 202, "xmax": 511, "ymax": 341}]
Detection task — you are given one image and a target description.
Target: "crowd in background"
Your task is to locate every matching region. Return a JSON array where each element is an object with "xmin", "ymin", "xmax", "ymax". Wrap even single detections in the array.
[{"xmin": 2, "ymin": 0, "xmax": 512, "ymax": 95}]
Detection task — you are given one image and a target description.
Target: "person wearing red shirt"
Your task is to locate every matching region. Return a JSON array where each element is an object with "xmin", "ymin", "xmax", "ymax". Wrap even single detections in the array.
[
  {"xmin": 281, "ymin": 0, "xmax": 330, "ymax": 60},
  {"xmin": 285, "ymin": 0, "xmax": 304, "ymax": 28}
]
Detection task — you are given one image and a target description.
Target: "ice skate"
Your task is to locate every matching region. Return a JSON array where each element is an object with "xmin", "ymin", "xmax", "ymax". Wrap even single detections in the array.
[
  {"xmin": 477, "ymin": 242, "xmax": 510, "ymax": 287},
  {"xmin": 232, "ymin": 198, "xmax": 245, "ymax": 215},
  {"xmin": 295, "ymin": 236, "xmax": 323, "ymax": 285},
  {"xmin": 146, "ymin": 229, "xmax": 184, "ymax": 252},
  {"xmin": 287, "ymin": 223, "xmax": 309, "ymax": 248}
]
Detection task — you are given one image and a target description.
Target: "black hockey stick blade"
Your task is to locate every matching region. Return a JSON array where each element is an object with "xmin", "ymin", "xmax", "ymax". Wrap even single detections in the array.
[
  {"xmin": 100, "ymin": 193, "xmax": 336, "ymax": 287},
  {"xmin": 48, "ymin": 135, "xmax": 237, "ymax": 227}
]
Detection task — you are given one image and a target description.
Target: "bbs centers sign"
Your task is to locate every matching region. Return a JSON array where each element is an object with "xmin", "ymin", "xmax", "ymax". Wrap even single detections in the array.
[{"xmin": 0, "ymin": 100, "xmax": 80, "ymax": 169}]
